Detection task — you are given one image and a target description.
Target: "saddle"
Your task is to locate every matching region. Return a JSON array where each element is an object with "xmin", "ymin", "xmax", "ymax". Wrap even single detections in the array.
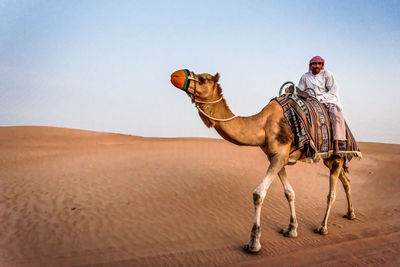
[
  {"xmin": 285, "ymin": 85, "xmax": 311, "ymax": 100},
  {"xmin": 274, "ymin": 93, "xmax": 362, "ymax": 163}
]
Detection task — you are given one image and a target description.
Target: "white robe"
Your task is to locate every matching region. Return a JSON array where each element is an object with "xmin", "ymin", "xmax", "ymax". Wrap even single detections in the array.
[{"xmin": 298, "ymin": 70, "xmax": 342, "ymax": 110}]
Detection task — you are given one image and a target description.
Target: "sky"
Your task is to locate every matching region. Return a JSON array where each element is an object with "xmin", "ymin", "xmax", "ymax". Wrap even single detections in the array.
[{"xmin": 0, "ymin": 0, "xmax": 399, "ymax": 143}]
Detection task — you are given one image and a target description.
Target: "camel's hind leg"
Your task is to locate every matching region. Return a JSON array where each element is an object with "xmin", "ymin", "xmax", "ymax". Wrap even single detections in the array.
[
  {"xmin": 278, "ymin": 167, "xmax": 298, "ymax": 237},
  {"xmin": 315, "ymin": 157, "xmax": 343, "ymax": 235},
  {"xmin": 243, "ymin": 154, "xmax": 286, "ymax": 253},
  {"xmin": 339, "ymin": 170, "xmax": 356, "ymax": 220}
]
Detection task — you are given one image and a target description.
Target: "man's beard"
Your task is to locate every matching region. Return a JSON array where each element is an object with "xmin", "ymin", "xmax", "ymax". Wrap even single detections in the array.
[{"xmin": 312, "ymin": 67, "xmax": 321, "ymax": 74}]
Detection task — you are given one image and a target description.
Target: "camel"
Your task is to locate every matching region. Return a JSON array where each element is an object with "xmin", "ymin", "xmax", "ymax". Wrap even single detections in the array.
[{"xmin": 170, "ymin": 69, "xmax": 356, "ymax": 253}]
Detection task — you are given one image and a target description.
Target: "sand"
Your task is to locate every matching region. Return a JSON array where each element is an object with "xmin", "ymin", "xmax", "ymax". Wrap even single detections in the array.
[{"xmin": 0, "ymin": 126, "xmax": 399, "ymax": 266}]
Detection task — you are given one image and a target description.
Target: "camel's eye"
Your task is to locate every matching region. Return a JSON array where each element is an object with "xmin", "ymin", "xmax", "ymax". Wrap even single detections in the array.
[{"xmin": 199, "ymin": 77, "xmax": 205, "ymax": 83}]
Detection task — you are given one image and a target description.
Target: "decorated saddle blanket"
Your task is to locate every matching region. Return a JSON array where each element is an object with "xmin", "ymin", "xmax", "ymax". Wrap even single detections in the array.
[{"xmin": 274, "ymin": 94, "xmax": 362, "ymax": 163}]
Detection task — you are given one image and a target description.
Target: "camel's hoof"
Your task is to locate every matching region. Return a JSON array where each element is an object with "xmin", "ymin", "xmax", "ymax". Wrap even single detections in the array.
[
  {"xmin": 343, "ymin": 212, "xmax": 356, "ymax": 220},
  {"xmin": 314, "ymin": 226, "xmax": 328, "ymax": 235},
  {"xmin": 279, "ymin": 228, "xmax": 298, "ymax": 238},
  {"xmin": 243, "ymin": 243, "xmax": 261, "ymax": 254}
]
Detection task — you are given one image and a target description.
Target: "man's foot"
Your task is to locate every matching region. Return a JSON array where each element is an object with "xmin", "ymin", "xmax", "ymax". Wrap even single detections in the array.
[{"xmin": 332, "ymin": 140, "xmax": 341, "ymax": 157}]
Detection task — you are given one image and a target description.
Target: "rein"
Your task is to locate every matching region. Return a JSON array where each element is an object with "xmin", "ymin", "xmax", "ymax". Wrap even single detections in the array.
[{"xmin": 194, "ymin": 97, "xmax": 238, "ymax": 122}]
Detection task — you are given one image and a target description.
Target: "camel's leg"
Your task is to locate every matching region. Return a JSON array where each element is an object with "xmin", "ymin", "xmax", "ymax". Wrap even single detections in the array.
[
  {"xmin": 339, "ymin": 170, "xmax": 356, "ymax": 220},
  {"xmin": 243, "ymin": 155, "xmax": 285, "ymax": 253},
  {"xmin": 315, "ymin": 158, "xmax": 343, "ymax": 235},
  {"xmin": 278, "ymin": 167, "xmax": 298, "ymax": 237}
]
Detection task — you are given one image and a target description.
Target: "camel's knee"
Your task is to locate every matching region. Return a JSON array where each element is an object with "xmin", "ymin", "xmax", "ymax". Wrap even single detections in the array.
[
  {"xmin": 253, "ymin": 192, "xmax": 263, "ymax": 206},
  {"xmin": 253, "ymin": 184, "xmax": 267, "ymax": 206},
  {"xmin": 327, "ymin": 193, "xmax": 336, "ymax": 203},
  {"xmin": 284, "ymin": 189, "xmax": 295, "ymax": 202}
]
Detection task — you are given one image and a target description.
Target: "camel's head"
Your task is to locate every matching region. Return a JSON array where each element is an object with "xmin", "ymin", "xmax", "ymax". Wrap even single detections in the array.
[{"xmin": 170, "ymin": 69, "xmax": 220, "ymax": 100}]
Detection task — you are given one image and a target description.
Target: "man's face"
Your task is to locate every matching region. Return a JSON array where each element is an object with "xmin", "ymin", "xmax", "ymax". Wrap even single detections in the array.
[{"xmin": 310, "ymin": 62, "xmax": 323, "ymax": 75}]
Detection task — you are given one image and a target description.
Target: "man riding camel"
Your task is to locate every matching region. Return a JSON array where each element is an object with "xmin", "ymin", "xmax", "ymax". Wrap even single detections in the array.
[{"xmin": 298, "ymin": 56, "xmax": 346, "ymax": 156}]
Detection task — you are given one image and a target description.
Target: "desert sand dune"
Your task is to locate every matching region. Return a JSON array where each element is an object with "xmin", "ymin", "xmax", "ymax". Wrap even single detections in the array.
[{"xmin": 0, "ymin": 126, "xmax": 399, "ymax": 266}]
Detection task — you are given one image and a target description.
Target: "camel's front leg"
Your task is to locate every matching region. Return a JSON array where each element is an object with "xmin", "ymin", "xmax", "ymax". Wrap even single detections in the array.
[
  {"xmin": 339, "ymin": 170, "xmax": 356, "ymax": 220},
  {"xmin": 315, "ymin": 158, "xmax": 343, "ymax": 235},
  {"xmin": 278, "ymin": 167, "xmax": 298, "ymax": 237},
  {"xmin": 243, "ymin": 155, "xmax": 285, "ymax": 253}
]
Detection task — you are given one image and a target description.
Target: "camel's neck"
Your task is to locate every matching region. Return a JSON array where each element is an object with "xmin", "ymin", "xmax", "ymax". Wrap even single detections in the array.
[{"xmin": 197, "ymin": 96, "xmax": 267, "ymax": 146}]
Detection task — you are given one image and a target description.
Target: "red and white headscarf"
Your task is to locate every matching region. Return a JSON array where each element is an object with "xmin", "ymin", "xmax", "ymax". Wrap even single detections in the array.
[{"xmin": 309, "ymin": 56, "xmax": 325, "ymax": 71}]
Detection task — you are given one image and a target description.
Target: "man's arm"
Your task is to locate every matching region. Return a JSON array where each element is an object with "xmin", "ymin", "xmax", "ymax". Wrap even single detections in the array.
[
  {"xmin": 298, "ymin": 75, "xmax": 306, "ymax": 90},
  {"xmin": 321, "ymin": 71, "xmax": 338, "ymax": 101}
]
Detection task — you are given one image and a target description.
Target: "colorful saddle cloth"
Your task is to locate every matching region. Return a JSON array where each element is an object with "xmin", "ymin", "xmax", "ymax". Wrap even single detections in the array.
[{"xmin": 274, "ymin": 94, "xmax": 362, "ymax": 163}]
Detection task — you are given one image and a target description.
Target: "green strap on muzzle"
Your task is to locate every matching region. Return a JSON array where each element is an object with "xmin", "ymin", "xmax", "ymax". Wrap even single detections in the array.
[{"xmin": 182, "ymin": 69, "xmax": 190, "ymax": 91}]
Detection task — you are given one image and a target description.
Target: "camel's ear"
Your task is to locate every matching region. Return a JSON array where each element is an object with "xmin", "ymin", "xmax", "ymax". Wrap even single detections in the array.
[{"xmin": 213, "ymin": 72, "xmax": 220, "ymax": 82}]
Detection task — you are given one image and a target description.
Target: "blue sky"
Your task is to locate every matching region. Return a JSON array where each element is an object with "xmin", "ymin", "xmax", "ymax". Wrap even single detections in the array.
[{"xmin": 1, "ymin": 0, "xmax": 399, "ymax": 143}]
